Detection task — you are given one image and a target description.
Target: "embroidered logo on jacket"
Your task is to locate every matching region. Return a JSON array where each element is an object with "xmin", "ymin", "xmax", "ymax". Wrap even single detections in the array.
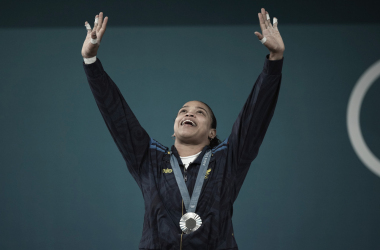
[
  {"xmin": 205, "ymin": 168, "xmax": 212, "ymax": 179},
  {"xmin": 162, "ymin": 168, "xmax": 173, "ymax": 173}
]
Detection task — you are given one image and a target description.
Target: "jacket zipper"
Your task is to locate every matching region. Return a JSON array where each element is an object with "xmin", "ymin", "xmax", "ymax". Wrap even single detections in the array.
[{"xmin": 183, "ymin": 166, "xmax": 188, "ymax": 182}]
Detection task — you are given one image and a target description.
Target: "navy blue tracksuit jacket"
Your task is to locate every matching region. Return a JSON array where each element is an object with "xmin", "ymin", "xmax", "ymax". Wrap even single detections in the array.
[{"xmin": 83, "ymin": 55, "xmax": 283, "ymax": 250}]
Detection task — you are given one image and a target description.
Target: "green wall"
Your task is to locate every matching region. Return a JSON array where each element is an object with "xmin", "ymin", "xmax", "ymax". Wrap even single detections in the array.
[{"xmin": 1, "ymin": 25, "xmax": 379, "ymax": 249}]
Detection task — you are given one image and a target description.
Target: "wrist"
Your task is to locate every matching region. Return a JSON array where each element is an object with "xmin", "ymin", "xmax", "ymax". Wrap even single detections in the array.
[
  {"xmin": 83, "ymin": 56, "xmax": 97, "ymax": 64},
  {"xmin": 269, "ymin": 52, "xmax": 283, "ymax": 61}
]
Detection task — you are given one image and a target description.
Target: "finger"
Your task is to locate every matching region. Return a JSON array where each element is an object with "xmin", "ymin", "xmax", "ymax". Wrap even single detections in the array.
[
  {"xmin": 97, "ymin": 12, "xmax": 104, "ymax": 31},
  {"xmin": 100, "ymin": 16, "xmax": 108, "ymax": 32},
  {"xmin": 91, "ymin": 30, "xmax": 97, "ymax": 39},
  {"xmin": 93, "ymin": 15, "xmax": 99, "ymax": 31},
  {"xmin": 258, "ymin": 13, "xmax": 266, "ymax": 33},
  {"xmin": 266, "ymin": 11, "xmax": 273, "ymax": 29},
  {"xmin": 261, "ymin": 7, "xmax": 266, "ymax": 15},
  {"xmin": 254, "ymin": 31, "xmax": 264, "ymax": 40},
  {"xmin": 97, "ymin": 16, "xmax": 108, "ymax": 44},
  {"xmin": 261, "ymin": 8, "xmax": 269, "ymax": 29},
  {"xmin": 85, "ymin": 21, "xmax": 92, "ymax": 34},
  {"xmin": 273, "ymin": 17, "xmax": 278, "ymax": 31},
  {"xmin": 90, "ymin": 30, "xmax": 98, "ymax": 45},
  {"xmin": 254, "ymin": 31, "xmax": 267, "ymax": 45}
]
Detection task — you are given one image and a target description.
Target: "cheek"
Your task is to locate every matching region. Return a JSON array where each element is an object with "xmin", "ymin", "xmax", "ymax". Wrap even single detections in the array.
[
  {"xmin": 200, "ymin": 117, "xmax": 212, "ymax": 128},
  {"xmin": 174, "ymin": 117, "xmax": 181, "ymax": 128}
]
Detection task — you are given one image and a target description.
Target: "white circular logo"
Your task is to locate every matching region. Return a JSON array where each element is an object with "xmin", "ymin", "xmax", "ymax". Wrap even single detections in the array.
[{"xmin": 347, "ymin": 60, "xmax": 380, "ymax": 177}]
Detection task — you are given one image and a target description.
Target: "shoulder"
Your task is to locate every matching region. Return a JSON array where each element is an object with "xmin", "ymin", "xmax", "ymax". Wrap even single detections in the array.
[
  {"xmin": 149, "ymin": 138, "xmax": 168, "ymax": 153},
  {"xmin": 212, "ymin": 138, "xmax": 229, "ymax": 154}
]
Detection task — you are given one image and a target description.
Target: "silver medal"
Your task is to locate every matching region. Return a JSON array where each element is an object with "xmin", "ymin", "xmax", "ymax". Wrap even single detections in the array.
[
  {"xmin": 170, "ymin": 150, "xmax": 212, "ymax": 234},
  {"xmin": 179, "ymin": 212, "xmax": 202, "ymax": 234}
]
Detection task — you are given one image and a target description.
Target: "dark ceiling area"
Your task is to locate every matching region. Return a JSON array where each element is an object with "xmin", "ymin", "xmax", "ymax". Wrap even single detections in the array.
[{"xmin": 3, "ymin": 0, "xmax": 380, "ymax": 28}]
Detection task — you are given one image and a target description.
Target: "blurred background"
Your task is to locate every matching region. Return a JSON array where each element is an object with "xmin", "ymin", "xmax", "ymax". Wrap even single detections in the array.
[{"xmin": 1, "ymin": 0, "xmax": 380, "ymax": 249}]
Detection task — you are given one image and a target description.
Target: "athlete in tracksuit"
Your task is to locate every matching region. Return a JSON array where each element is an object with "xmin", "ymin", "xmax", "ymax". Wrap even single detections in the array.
[{"xmin": 82, "ymin": 7, "xmax": 284, "ymax": 250}]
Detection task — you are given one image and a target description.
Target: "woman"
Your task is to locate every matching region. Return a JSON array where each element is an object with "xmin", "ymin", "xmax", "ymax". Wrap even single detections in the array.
[{"xmin": 81, "ymin": 8, "xmax": 284, "ymax": 250}]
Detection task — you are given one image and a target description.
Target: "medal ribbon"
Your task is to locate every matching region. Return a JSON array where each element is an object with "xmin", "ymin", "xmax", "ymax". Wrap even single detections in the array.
[{"xmin": 170, "ymin": 150, "xmax": 211, "ymax": 213}]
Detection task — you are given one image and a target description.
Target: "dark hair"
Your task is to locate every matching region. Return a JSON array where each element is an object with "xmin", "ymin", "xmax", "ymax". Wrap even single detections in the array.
[{"xmin": 198, "ymin": 101, "xmax": 221, "ymax": 149}]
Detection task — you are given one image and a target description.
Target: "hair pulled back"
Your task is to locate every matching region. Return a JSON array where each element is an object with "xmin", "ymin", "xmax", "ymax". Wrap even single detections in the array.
[{"xmin": 198, "ymin": 101, "xmax": 222, "ymax": 149}]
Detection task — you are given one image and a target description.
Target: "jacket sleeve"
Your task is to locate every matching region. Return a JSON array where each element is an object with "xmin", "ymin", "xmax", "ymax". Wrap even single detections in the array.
[
  {"xmin": 83, "ymin": 58, "xmax": 150, "ymax": 183},
  {"xmin": 228, "ymin": 54, "xmax": 283, "ymax": 200}
]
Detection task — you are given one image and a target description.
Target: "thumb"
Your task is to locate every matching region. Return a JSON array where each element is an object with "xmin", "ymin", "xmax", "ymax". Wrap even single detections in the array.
[{"xmin": 254, "ymin": 31, "xmax": 263, "ymax": 40}]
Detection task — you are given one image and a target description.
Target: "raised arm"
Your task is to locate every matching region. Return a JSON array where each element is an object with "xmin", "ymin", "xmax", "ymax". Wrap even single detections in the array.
[
  {"xmin": 81, "ymin": 13, "xmax": 150, "ymax": 184},
  {"xmin": 228, "ymin": 8, "xmax": 285, "ymax": 199}
]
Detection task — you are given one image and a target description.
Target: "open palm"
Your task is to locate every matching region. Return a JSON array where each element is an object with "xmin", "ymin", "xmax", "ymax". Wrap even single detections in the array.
[{"xmin": 254, "ymin": 8, "xmax": 285, "ymax": 55}]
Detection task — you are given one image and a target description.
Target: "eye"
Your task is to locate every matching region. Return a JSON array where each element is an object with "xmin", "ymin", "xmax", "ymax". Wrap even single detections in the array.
[
  {"xmin": 180, "ymin": 109, "xmax": 186, "ymax": 113},
  {"xmin": 197, "ymin": 110, "xmax": 205, "ymax": 115}
]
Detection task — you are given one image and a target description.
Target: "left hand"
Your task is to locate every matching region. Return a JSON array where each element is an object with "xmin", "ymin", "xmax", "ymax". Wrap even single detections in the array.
[{"xmin": 254, "ymin": 8, "xmax": 285, "ymax": 60}]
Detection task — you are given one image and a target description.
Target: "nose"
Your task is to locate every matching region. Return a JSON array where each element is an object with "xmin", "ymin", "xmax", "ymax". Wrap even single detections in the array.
[{"xmin": 185, "ymin": 111, "xmax": 195, "ymax": 117}]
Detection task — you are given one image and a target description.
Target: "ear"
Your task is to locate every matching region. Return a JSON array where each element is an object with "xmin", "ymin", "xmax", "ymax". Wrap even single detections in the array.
[
  {"xmin": 172, "ymin": 133, "xmax": 176, "ymax": 138},
  {"xmin": 208, "ymin": 129, "xmax": 216, "ymax": 140}
]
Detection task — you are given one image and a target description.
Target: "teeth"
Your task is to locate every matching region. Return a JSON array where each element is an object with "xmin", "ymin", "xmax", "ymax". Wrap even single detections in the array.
[{"xmin": 181, "ymin": 120, "xmax": 196, "ymax": 126}]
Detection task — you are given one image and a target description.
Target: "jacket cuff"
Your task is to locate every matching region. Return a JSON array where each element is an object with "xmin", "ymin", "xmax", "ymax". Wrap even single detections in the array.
[
  {"xmin": 83, "ymin": 57, "xmax": 104, "ymax": 79},
  {"xmin": 262, "ymin": 54, "xmax": 284, "ymax": 75}
]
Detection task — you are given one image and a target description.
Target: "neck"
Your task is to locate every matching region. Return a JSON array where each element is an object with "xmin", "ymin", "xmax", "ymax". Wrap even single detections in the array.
[{"xmin": 174, "ymin": 140, "xmax": 208, "ymax": 157}]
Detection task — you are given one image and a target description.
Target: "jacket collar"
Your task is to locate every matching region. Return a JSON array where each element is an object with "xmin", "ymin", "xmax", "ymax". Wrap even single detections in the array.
[{"xmin": 168, "ymin": 144, "xmax": 215, "ymax": 165}]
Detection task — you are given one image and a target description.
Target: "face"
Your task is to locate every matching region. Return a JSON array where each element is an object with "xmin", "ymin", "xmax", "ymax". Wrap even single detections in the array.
[{"xmin": 173, "ymin": 101, "xmax": 216, "ymax": 145}]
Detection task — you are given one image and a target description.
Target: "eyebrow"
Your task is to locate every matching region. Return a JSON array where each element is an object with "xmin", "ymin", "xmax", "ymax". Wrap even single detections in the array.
[{"xmin": 181, "ymin": 105, "xmax": 209, "ymax": 115}]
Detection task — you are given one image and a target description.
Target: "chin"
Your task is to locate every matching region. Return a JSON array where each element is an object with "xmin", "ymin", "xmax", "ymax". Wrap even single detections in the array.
[
  {"xmin": 176, "ymin": 132, "xmax": 196, "ymax": 141},
  {"xmin": 178, "ymin": 133, "xmax": 196, "ymax": 140}
]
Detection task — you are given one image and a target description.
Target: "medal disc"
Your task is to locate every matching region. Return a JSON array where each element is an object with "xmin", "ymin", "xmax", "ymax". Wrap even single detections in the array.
[{"xmin": 179, "ymin": 212, "xmax": 202, "ymax": 234}]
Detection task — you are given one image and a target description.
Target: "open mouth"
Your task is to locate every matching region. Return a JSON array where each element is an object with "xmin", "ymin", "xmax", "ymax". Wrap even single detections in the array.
[{"xmin": 181, "ymin": 119, "xmax": 197, "ymax": 127}]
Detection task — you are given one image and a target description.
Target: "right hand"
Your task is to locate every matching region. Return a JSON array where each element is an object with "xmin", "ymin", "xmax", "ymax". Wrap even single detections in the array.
[{"xmin": 81, "ymin": 12, "xmax": 108, "ymax": 58}]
